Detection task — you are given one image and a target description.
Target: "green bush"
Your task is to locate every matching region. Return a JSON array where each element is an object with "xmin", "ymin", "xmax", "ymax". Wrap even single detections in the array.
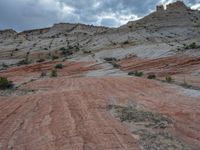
[
  {"xmin": 147, "ymin": 74, "xmax": 156, "ymax": 79},
  {"xmin": 51, "ymin": 70, "xmax": 57, "ymax": 77},
  {"xmin": 128, "ymin": 71, "xmax": 143, "ymax": 77},
  {"xmin": 0, "ymin": 77, "xmax": 14, "ymax": 90},
  {"xmin": 55, "ymin": 64, "xmax": 64, "ymax": 69},
  {"xmin": 165, "ymin": 76, "xmax": 173, "ymax": 83}
]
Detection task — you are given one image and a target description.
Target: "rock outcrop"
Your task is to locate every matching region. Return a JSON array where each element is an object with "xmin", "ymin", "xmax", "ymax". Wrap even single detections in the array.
[{"xmin": 0, "ymin": 1, "xmax": 200, "ymax": 65}]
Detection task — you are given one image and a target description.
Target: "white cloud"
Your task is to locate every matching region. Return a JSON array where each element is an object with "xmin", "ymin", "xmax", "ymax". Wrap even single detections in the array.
[
  {"xmin": 97, "ymin": 12, "xmax": 140, "ymax": 27},
  {"xmin": 0, "ymin": 0, "xmax": 199, "ymax": 31},
  {"xmin": 191, "ymin": 3, "xmax": 200, "ymax": 9},
  {"xmin": 37, "ymin": 0, "xmax": 75, "ymax": 18}
]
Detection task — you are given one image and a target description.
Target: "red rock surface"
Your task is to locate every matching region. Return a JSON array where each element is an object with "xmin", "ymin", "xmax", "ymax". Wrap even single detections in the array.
[
  {"xmin": 119, "ymin": 55, "xmax": 200, "ymax": 88},
  {"xmin": 0, "ymin": 59, "xmax": 200, "ymax": 149}
]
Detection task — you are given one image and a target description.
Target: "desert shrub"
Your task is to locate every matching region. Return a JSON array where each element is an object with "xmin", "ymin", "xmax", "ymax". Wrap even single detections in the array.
[
  {"xmin": 52, "ymin": 55, "xmax": 59, "ymax": 60},
  {"xmin": 40, "ymin": 70, "xmax": 47, "ymax": 77},
  {"xmin": 123, "ymin": 40, "xmax": 129, "ymax": 45},
  {"xmin": 134, "ymin": 71, "xmax": 144, "ymax": 77},
  {"xmin": 165, "ymin": 76, "xmax": 173, "ymax": 83},
  {"xmin": 60, "ymin": 47, "xmax": 67, "ymax": 51},
  {"xmin": 17, "ymin": 58, "xmax": 31, "ymax": 65},
  {"xmin": 128, "ymin": 71, "xmax": 143, "ymax": 77},
  {"xmin": 51, "ymin": 70, "xmax": 57, "ymax": 77},
  {"xmin": 109, "ymin": 62, "xmax": 120, "ymax": 68},
  {"xmin": 83, "ymin": 50, "xmax": 92, "ymax": 54},
  {"xmin": 185, "ymin": 42, "xmax": 198, "ymax": 49},
  {"xmin": 2, "ymin": 63, "xmax": 8, "ymax": 68},
  {"xmin": 112, "ymin": 63, "xmax": 120, "ymax": 68},
  {"xmin": 128, "ymin": 71, "xmax": 135, "ymax": 76},
  {"xmin": 147, "ymin": 74, "xmax": 156, "ymax": 79},
  {"xmin": 59, "ymin": 47, "xmax": 73, "ymax": 56},
  {"xmin": 0, "ymin": 77, "xmax": 14, "ymax": 90},
  {"xmin": 189, "ymin": 42, "xmax": 197, "ymax": 49},
  {"xmin": 104, "ymin": 57, "xmax": 117, "ymax": 62},
  {"xmin": 74, "ymin": 45, "xmax": 80, "ymax": 51},
  {"xmin": 55, "ymin": 64, "xmax": 63, "ymax": 69},
  {"xmin": 37, "ymin": 59, "xmax": 45, "ymax": 63}
]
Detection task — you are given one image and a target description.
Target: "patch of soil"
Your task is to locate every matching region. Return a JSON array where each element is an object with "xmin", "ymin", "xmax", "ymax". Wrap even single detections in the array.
[
  {"xmin": 107, "ymin": 104, "xmax": 191, "ymax": 150},
  {"xmin": 0, "ymin": 88, "xmax": 36, "ymax": 96}
]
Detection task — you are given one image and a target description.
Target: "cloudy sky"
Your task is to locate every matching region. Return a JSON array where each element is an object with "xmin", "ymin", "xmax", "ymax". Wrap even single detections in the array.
[{"xmin": 0, "ymin": 0, "xmax": 199, "ymax": 31}]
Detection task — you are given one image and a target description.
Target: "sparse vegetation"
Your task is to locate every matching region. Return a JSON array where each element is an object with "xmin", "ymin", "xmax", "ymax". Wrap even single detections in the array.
[
  {"xmin": 40, "ymin": 70, "xmax": 47, "ymax": 77},
  {"xmin": 128, "ymin": 71, "xmax": 144, "ymax": 77},
  {"xmin": 37, "ymin": 59, "xmax": 45, "ymax": 63},
  {"xmin": 17, "ymin": 58, "xmax": 31, "ymax": 65},
  {"xmin": 128, "ymin": 71, "xmax": 135, "ymax": 76},
  {"xmin": 0, "ymin": 77, "xmax": 14, "ymax": 90},
  {"xmin": 52, "ymin": 55, "xmax": 59, "ymax": 60},
  {"xmin": 147, "ymin": 74, "xmax": 156, "ymax": 79},
  {"xmin": 104, "ymin": 57, "xmax": 117, "ymax": 62},
  {"xmin": 189, "ymin": 42, "xmax": 198, "ymax": 49},
  {"xmin": 55, "ymin": 64, "xmax": 64, "ymax": 69},
  {"xmin": 83, "ymin": 50, "xmax": 92, "ymax": 54},
  {"xmin": 134, "ymin": 71, "xmax": 144, "ymax": 77},
  {"xmin": 185, "ymin": 42, "xmax": 199, "ymax": 49},
  {"xmin": 165, "ymin": 76, "xmax": 173, "ymax": 83},
  {"xmin": 109, "ymin": 62, "xmax": 120, "ymax": 68},
  {"xmin": 50, "ymin": 70, "xmax": 57, "ymax": 77},
  {"xmin": 123, "ymin": 40, "xmax": 129, "ymax": 45},
  {"xmin": 59, "ymin": 47, "xmax": 73, "ymax": 56},
  {"xmin": 2, "ymin": 63, "xmax": 8, "ymax": 68}
]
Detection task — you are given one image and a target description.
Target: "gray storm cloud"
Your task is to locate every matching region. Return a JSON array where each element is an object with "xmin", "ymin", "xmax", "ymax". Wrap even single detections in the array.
[{"xmin": 0, "ymin": 0, "xmax": 199, "ymax": 31}]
